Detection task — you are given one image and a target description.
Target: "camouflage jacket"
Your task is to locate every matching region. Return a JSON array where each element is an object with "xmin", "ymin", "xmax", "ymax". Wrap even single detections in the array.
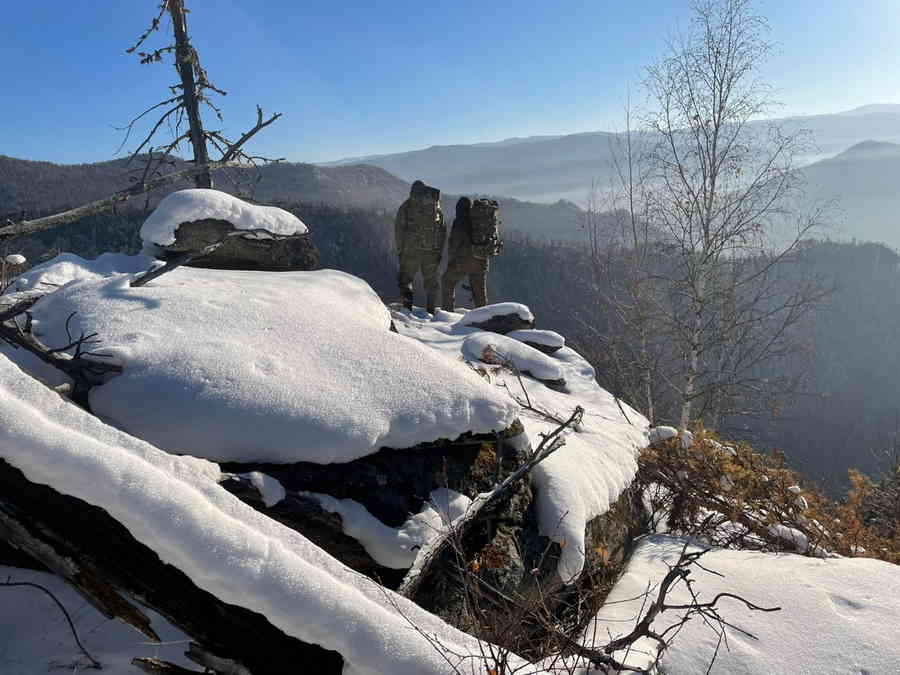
[{"xmin": 395, "ymin": 199, "xmax": 446, "ymax": 254}]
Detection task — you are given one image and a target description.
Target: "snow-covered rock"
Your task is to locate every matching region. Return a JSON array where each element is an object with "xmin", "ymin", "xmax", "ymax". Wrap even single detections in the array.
[
  {"xmin": 141, "ymin": 189, "xmax": 308, "ymax": 246},
  {"xmin": 0, "ymin": 353, "xmax": 519, "ymax": 675},
  {"xmin": 304, "ymin": 488, "xmax": 472, "ymax": 569},
  {"xmin": 588, "ymin": 534, "xmax": 900, "ymax": 674},
  {"xmin": 243, "ymin": 471, "xmax": 287, "ymax": 507},
  {"xmin": 394, "ymin": 308, "xmax": 648, "ymax": 583},
  {"xmin": 648, "ymin": 425, "xmax": 678, "ymax": 444},
  {"xmin": 4, "ymin": 253, "xmax": 26, "ymax": 266},
  {"xmin": 462, "ymin": 331, "xmax": 565, "ymax": 384},
  {"xmin": 455, "ymin": 302, "xmax": 535, "ymax": 333},
  {"xmin": 768, "ymin": 523, "xmax": 810, "ymax": 553},
  {"xmin": 25, "ymin": 260, "xmax": 517, "ymax": 463},
  {"xmin": 506, "ymin": 328, "xmax": 565, "ymax": 354}
]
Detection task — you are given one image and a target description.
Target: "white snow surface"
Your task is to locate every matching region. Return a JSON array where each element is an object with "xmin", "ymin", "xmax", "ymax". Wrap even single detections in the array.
[
  {"xmin": 587, "ymin": 534, "xmax": 900, "ymax": 674},
  {"xmin": 506, "ymin": 328, "xmax": 565, "ymax": 348},
  {"xmin": 648, "ymin": 425, "xmax": 679, "ymax": 444},
  {"xmin": 4, "ymin": 253, "xmax": 26, "ymax": 265},
  {"xmin": 24, "ymin": 260, "xmax": 517, "ymax": 463},
  {"xmin": 141, "ymin": 189, "xmax": 308, "ymax": 246},
  {"xmin": 0, "ymin": 565, "xmax": 194, "ymax": 674},
  {"xmin": 462, "ymin": 331, "xmax": 564, "ymax": 382},
  {"xmin": 455, "ymin": 302, "xmax": 534, "ymax": 326},
  {"xmin": 304, "ymin": 488, "xmax": 473, "ymax": 569},
  {"xmin": 393, "ymin": 307, "xmax": 649, "ymax": 582},
  {"xmin": 8, "ymin": 251, "xmax": 153, "ymax": 293},
  {"xmin": 0, "ymin": 354, "xmax": 532, "ymax": 675},
  {"xmin": 244, "ymin": 471, "xmax": 287, "ymax": 507}
]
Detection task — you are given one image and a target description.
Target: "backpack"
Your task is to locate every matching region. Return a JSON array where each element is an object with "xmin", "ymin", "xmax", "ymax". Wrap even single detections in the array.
[
  {"xmin": 407, "ymin": 200, "xmax": 444, "ymax": 251},
  {"xmin": 470, "ymin": 198, "xmax": 503, "ymax": 259}
]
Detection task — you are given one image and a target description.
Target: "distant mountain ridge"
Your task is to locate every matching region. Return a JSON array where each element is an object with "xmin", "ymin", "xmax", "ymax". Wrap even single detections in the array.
[
  {"xmin": 322, "ymin": 104, "xmax": 900, "ymax": 207},
  {"xmin": 800, "ymin": 138, "xmax": 900, "ymax": 250},
  {"xmin": 836, "ymin": 139, "xmax": 900, "ymax": 156}
]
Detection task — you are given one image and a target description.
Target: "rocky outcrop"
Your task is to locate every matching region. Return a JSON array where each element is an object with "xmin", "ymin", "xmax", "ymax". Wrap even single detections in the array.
[
  {"xmin": 221, "ymin": 424, "xmax": 648, "ymax": 646},
  {"xmin": 466, "ymin": 312, "xmax": 535, "ymax": 335},
  {"xmin": 219, "ymin": 423, "xmax": 528, "ymax": 591},
  {"xmin": 154, "ymin": 218, "xmax": 319, "ymax": 271}
]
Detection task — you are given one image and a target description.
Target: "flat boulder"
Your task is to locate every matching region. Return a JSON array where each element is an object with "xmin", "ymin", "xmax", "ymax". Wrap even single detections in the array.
[
  {"xmin": 462, "ymin": 331, "xmax": 566, "ymax": 389},
  {"xmin": 141, "ymin": 189, "xmax": 319, "ymax": 271},
  {"xmin": 455, "ymin": 302, "xmax": 535, "ymax": 334},
  {"xmin": 506, "ymin": 328, "xmax": 565, "ymax": 354}
]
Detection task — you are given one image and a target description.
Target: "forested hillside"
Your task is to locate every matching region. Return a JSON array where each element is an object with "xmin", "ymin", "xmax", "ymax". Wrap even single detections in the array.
[
  {"xmin": 1, "ymin": 154, "xmax": 587, "ymax": 241},
  {"xmin": 0, "ymin": 155, "xmax": 408, "ymax": 215}
]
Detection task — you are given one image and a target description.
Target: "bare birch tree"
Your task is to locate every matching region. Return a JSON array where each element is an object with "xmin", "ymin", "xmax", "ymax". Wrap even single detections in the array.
[{"xmin": 583, "ymin": 0, "xmax": 827, "ymax": 431}]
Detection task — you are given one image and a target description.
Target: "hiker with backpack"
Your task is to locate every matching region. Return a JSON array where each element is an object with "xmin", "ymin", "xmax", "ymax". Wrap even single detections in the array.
[
  {"xmin": 441, "ymin": 196, "xmax": 503, "ymax": 310},
  {"xmin": 395, "ymin": 180, "xmax": 446, "ymax": 314}
]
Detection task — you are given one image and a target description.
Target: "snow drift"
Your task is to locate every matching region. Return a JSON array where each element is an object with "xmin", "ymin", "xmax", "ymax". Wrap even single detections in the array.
[
  {"xmin": 24, "ymin": 261, "xmax": 517, "ymax": 463},
  {"xmin": 0, "ymin": 354, "xmax": 522, "ymax": 675},
  {"xmin": 589, "ymin": 534, "xmax": 900, "ymax": 673}
]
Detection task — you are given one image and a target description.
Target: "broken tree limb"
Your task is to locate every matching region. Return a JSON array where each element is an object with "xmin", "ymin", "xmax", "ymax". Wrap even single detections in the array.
[
  {"xmin": 397, "ymin": 406, "xmax": 584, "ymax": 600},
  {"xmin": 221, "ymin": 106, "xmax": 283, "ymax": 163},
  {"xmin": 185, "ymin": 643, "xmax": 253, "ymax": 675},
  {"xmin": 0, "ymin": 311, "xmax": 121, "ymax": 409},
  {"xmin": 0, "ymin": 458, "xmax": 344, "ymax": 675},
  {"xmin": 131, "ymin": 246, "xmax": 220, "ymax": 288},
  {"xmin": 132, "ymin": 658, "xmax": 204, "ymax": 675},
  {"xmin": 0, "ymin": 295, "xmax": 41, "ymax": 322}
]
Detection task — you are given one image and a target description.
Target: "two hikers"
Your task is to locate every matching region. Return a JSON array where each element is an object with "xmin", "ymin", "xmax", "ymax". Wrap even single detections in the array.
[{"xmin": 395, "ymin": 181, "xmax": 502, "ymax": 313}]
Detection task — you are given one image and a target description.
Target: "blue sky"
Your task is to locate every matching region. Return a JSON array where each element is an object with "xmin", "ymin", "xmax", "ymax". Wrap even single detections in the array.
[{"xmin": 2, "ymin": 0, "xmax": 898, "ymax": 164}]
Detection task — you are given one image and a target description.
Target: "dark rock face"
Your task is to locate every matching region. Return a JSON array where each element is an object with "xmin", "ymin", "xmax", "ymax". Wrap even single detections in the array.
[
  {"xmin": 157, "ymin": 218, "xmax": 320, "ymax": 271},
  {"xmin": 221, "ymin": 424, "xmax": 648, "ymax": 648},
  {"xmin": 220, "ymin": 424, "xmax": 535, "ymax": 629},
  {"xmin": 221, "ymin": 424, "xmax": 525, "ymax": 532},
  {"xmin": 520, "ymin": 340, "xmax": 562, "ymax": 355},
  {"xmin": 466, "ymin": 312, "xmax": 535, "ymax": 335}
]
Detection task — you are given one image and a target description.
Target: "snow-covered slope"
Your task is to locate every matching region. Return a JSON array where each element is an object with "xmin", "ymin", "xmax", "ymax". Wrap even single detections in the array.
[
  {"xmin": 589, "ymin": 534, "xmax": 900, "ymax": 674},
  {"xmin": 0, "ymin": 354, "xmax": 527, "ymax": 675},
  {"xmin": 394, "ymin": 308, "xmax": 648, "ymax": 581},
  {"xmin": 21, "ymin": 257, "xmax": 517, "ymax": 463}
]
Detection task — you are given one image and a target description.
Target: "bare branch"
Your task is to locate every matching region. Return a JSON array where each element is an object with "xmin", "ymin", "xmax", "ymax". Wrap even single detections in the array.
[{"xmin": 1, "ymin": 580, "xmax": 102, "ymax": 669}]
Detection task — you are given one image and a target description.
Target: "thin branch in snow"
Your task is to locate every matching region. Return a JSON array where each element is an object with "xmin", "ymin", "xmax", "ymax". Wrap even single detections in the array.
[{"xmin": 1, "ymin": 579, "xmax": 102, "ymax": 669}]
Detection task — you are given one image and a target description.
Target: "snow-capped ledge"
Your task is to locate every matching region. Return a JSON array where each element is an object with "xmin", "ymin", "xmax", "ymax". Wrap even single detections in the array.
[
  {"xmin": 141, "ymin": 189, "xmax": 308, "ymax": 246},
  {"xmin": 25, "ymin": 262, "xmax": 517, "ymax": 463},
  {"xmin": 456, "ymin": 302, "xmax": 534, "ymax": 327}
]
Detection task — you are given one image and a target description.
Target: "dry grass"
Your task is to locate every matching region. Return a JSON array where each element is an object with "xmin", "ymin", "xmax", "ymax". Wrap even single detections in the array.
[{"xmin": 638, "ymin": 428, "xmax": 900, "ymax": 564}]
